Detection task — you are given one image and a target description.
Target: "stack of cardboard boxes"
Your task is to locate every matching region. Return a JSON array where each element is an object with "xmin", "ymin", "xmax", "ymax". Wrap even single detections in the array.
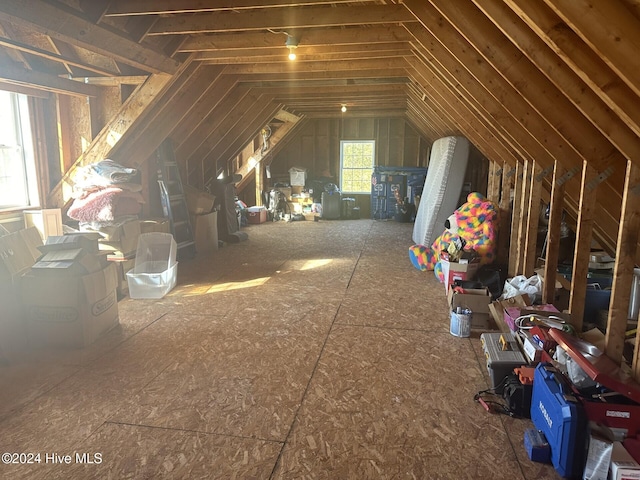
[
  {"xmin": 0, "ymin": 227, "xmax": 42, "ymax": 362},
  {"xmin": 23, "ymin": 233, "xmax": 120, "ymax": 349},
  {"xmin": 0, "ymin": 228, "xmax": 120, "ymax": 359}
]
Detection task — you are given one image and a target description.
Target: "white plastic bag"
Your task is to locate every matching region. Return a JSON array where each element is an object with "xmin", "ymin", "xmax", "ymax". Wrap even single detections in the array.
[{"xmin": 500, "ymin": 274, "xmax": 543, "ymax": 302}]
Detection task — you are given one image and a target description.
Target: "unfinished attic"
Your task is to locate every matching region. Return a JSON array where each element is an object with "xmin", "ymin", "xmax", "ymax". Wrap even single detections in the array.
[{"xmin": 1, "ymin": 0, "xmax": 640, "ymax": 478}]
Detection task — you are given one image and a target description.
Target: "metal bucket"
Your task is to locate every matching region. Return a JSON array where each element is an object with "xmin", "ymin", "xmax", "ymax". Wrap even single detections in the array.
[{"xmin": 450, "ymin": 309, "xmax": 471, "ymax": 338}]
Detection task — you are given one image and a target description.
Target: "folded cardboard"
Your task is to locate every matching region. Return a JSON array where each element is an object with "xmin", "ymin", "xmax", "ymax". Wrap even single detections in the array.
[
  {"xmin": 0, "ymin": 227, "xmax": 42, "ymax": 283},
  {"xmin": 31, "ymin": 248, "xmax": 107, "ymax": 275},
  {"xmin": 38, "ymin": 233, "xmax": 99, "ymax": 254},
  {"xmin": 448, "ymin": 287, "xmax": 492, "ymax": 329},
  {"xmin": 191, "ymin": 211, "xmax": 218, "ymax": 253},
  {"xmin": 23, "ymin": 263, "xmax": 119, "ymax": 348},
  {"xmin": 184, "ymin": 185, "xmax": 215, "ymax": 215}
]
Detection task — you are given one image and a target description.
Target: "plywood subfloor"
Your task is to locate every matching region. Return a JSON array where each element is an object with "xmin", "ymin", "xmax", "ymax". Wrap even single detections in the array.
[{"xmin": 0, "ymin": 218, "xmax": 560, "ymax": 479}]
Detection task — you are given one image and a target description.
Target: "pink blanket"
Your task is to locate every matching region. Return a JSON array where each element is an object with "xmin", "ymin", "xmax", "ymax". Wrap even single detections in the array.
[{"xmin": 68, "ymin": 187, "xmax": 143, "ymax": 222}]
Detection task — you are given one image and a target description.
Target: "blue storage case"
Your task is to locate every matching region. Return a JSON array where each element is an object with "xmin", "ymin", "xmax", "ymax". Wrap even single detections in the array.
[{"xmin": 531, "ymin": 363, "xmax": 587, "ymax": 478}]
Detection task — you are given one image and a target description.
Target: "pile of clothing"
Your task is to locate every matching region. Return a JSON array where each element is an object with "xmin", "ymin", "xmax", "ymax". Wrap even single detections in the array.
[{"xmin": 68, "ymin": 160, "xmax": 143, "ymax": 225}]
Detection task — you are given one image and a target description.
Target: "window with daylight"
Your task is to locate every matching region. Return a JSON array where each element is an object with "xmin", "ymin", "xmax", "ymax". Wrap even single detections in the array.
[
  {"xmin": 340, "ymin": 140, "xmax": 375, "ymax": 194},
  {"xmin": 0, "ymin": 90, "xmax": 38, "ymax": 209}
]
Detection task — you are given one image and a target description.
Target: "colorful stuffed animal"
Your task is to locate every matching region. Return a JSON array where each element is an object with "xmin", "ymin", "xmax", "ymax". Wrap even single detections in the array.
[{"xmin": 409, "ymin": 192, "xmax": 499, "ymax": 281}]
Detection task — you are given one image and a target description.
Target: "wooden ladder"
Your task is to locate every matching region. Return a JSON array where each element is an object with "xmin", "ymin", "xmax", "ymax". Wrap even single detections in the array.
[{"xmin": 156, "ymin": 139, "xmax": 196, "ymax": 260}]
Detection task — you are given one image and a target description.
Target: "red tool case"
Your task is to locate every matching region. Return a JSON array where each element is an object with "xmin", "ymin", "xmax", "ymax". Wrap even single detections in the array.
[{"xmin": 549, "ymin": 329, "xmax": 640, "ymax": 438}]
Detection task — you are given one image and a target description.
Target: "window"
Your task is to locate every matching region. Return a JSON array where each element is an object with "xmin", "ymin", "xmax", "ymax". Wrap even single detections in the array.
[
  {"xmin": 0, "ymin": 90, "xmax": 38, "ymax": 209},
  {"xmin": 340, "ymin": 140, "xmax": 374, "ymax": 194}
]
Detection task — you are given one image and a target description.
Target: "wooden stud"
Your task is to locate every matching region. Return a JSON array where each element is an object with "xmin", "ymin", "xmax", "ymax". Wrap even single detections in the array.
[
  {"xmin": 487, "ymin": 160, "xmax": 501, "ymax": 204},
  {"xmin": 523, "ymin": 162, "xmax": 542, "ymax": 276},
  {"xmin": 568, "ymin": 162, "xmax": 597, "ymax": 332},
  {"xmin": 542, "ymin": 161, "xmax": 566, "ymax": 305},
  {"xmin": 497, "ymin": 162, "xmax": 512, "ymax": 267},
  {"xmin": 606, "ymin": 161, "xmax": 640, "ymax": 367},
  {"xmin": 509, "ymin": 161, "xmax": 524, "ymax": 277},
  {"xmin": 515, "ymin": 160, "xmax": 533, "ymax": 275}
]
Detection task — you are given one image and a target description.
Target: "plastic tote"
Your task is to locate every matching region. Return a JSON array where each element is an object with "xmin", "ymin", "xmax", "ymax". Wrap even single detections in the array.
[{"xmin": 126, "ymin": 233, "xmax": 178, "ymax": 299}]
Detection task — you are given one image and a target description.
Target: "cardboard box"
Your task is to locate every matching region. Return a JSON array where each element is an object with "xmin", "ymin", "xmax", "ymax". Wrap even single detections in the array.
[
  {"xmin": 448, "ymin": 287, "xmax": 492, "ymax": 329},
  {"xmin": 32, "ymin": 248, "xmax": 106, "ymax": 275},
  {"xmin": 38, "ymin": 233, "xmax": 100, "ymax": 255},
  {"xmin": 191, "ymin": 211, "xmax": 218, "ymax": 253},
  {"xmin": 114, "ymin": 258, "xmax": 136, "ymax": 297},
  {"xmin": 503, "ymin": 305, "xmax": 568, "ymax": 332},
  {"xmin": 139, "ymin": 218, "xmax": 170, "ymax": 234},
  {"xmin": 0, "ymin": 228, "xmax": 42, "ymax": 282},
  {"xmin": 0, "ymin": 227, "xmax": 42, "ymax": 362},
  {"xmin": 275, "ymin": 186, "xmax": 292, "ymax": 201},
  {"xmin": 247, "ymin": 206, "xmax": 267, "ymax": 224},
  {"xmin": 489, "ymin": 294, "xmax": 532, "ymax": 333},
  {"xmin": 611, "ymin": 441, "xmax": 640, "ymax": 480},
  {"xmin": 93, "ymin": 218, "xmax": 141, "ymax": 258},
  {"xmin": 440, "ymin": 258, "xmax": 479, "ymax": 294},
  {"xmin": 184, "ymin": 185, "xmax": 215, "ymax": 215},
  {"xmin": 289, "ymin": 167, "xmax": 307, "ymax": 186},
  {"xmin": 23, "ymin": 263, "xmax": 119, "ymax": 348}
]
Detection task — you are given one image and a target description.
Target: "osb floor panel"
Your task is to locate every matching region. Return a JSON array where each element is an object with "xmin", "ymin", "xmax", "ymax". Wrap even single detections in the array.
[{"xmin": 0, "ymin": 219, "xmax": 560, "ymax": 479}]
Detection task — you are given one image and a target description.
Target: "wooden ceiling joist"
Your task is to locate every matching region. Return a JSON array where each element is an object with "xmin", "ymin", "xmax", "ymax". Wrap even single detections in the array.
[
  {"xmin": 147, "ymin": 5, "xmax": 416, "ymax": 35},
  {"xmin": 0, "ymin": 57, "xmax": 100, "ymax": 97},
  {"xmin": 504, "ymin": 0, "xmax": 640, "ymax": 139},
  {"xmin": 543, "ymin": 0, "xmax": 640, "ymax": 99},
  {"xmin": 0, "ymin": 0, "xmax": 180, "ymax": 74},
  {"xmin": 179, "ymin": 26, "xmax": 413, "ymax": 52},
  {"xmin": 105, "ymin": 0, "xmax": 362, "ymax": 17}
]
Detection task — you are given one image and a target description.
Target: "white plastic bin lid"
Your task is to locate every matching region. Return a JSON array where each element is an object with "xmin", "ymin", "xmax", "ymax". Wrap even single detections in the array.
[
  {"xmin": 288, "ymin": 167, "xmax": 307, "ymax": 173},
  {"xmin": 134, "ymin": 233, "xmax": 177, "ymax": 273}
]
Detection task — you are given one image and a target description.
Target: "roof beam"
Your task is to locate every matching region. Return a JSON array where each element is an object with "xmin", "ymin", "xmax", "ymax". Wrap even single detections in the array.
[
  {"xmin": 106, "ymin": 0, "xmax": 359, "ymax": 16},
  {"xmin": 543, "ymin": 0, "xmax": 640, "ymax": 98},
  {"xmin": 0, "ymin": 35, "xmax": 120, "ymax": 76},
  {"xmin": 197, "ymin": 42, "xmax": 413, "ymax": 63},
  {"xmin": 0, "ymin": 0, "xmax": 180, "ymax": 74},
  {"xmin": 504, "ymin": 0, "xmax": 640, "ymax": 139},
  {"xmin": 148, "ymin": 5, "xmax": 416, "ymax": 35},
  {"xmin": 219, "ymin": 57, "xmax": 410, "ymax": 75},
  {"xmin": 472, "ymin": 0, "xmax": 640, "ymax": 164},
  {"xmin": 179, "ymin": 26, "xmax": 412, "ymax": 52},
  {"xmin": 0, "ymin": 57, "xmax": 100, "ymax": 96}
]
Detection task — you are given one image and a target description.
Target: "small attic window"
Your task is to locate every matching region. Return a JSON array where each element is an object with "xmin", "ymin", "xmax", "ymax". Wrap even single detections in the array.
[
  {"xmin": 0, "ymin": 90, "xmax": 38, "ymax": 209},
  {"xmin": 340, "ymin": 140, "xmax": 375, "ymax": 194}
]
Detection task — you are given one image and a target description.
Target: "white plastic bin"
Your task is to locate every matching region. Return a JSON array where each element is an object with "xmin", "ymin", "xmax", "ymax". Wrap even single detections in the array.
[
  {"xmin": 288, "ymin": 167, "xmax": 307, "ymax": 186},
  {"xmin": 126, "ymin": 233, "xmax": 178, "ymax": 299}
]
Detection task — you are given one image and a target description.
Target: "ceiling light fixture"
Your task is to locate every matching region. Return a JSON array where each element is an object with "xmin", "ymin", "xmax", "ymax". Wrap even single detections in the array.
[
  {"xmin": 341, "ymin": 104, "xmax": 347, "ymax": 113},
  {"xmin": 285, "ymin": 35, "xmax": 298, "ymax": 61}
]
